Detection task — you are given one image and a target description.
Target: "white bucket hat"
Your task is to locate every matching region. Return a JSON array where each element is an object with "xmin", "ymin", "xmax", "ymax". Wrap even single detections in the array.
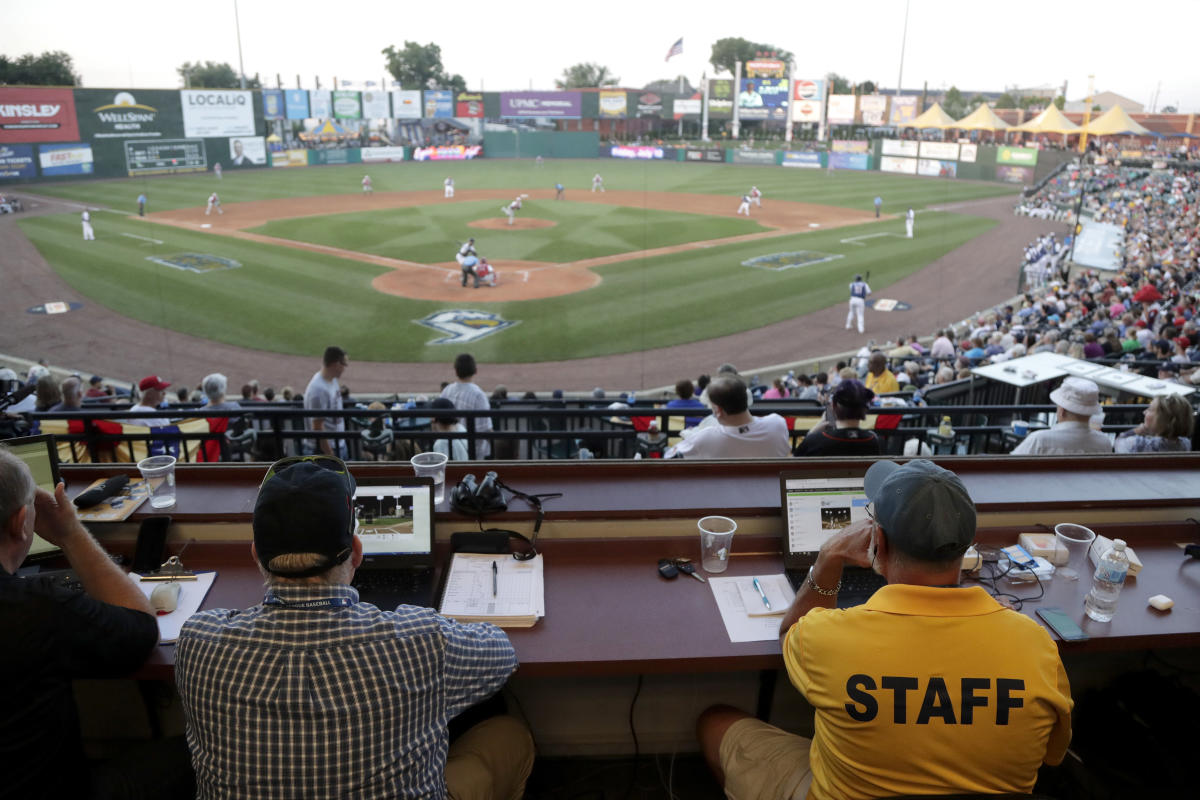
[{"xmin": 1049, "ymin": 377, "xmax": 1102, "ymax": 417}]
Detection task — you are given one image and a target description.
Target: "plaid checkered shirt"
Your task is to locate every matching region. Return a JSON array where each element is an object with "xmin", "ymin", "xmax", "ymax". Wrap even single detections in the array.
[{"xmin": 176, "ymin": 583, "xmax": 517, "ymax": 799}]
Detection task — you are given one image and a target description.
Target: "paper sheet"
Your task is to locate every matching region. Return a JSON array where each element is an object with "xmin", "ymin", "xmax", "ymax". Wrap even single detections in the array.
[
  {"xmin": 709, "ymin": 574, "xmax": 795, "ymax": 642},
  {"xmin": 439, "ymin": 554, "xmax": 544, "ymax": 619},
  {"xmin": 131, "ymin": 571, "xmax": 217, "ymax": 643}
]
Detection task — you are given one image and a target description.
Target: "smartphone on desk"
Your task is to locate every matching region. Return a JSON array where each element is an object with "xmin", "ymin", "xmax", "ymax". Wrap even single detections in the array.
[{"xmin": 1035, "ymin": 606, "xmax": 1089, "ymax": 641}]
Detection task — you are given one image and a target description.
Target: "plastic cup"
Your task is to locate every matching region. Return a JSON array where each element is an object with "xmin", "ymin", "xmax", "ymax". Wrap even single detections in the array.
[
  {"xmin": 137, "ymin": 455, "xmax": 177, "ymax": 509},
  {"xmin": 699, "ymin": 516, "xmax": 737, "ymax": 573},
  {"xmin": 411, "ymin": 452, "xmax": 449, "ymax": 505},
  {"xmin": 1053, "ymin": 523, "xmax": 1096, "ymax": 580},
  {"xmin": 1012, "ymin": 420, "xmax": 1028, "ymax": 437}
]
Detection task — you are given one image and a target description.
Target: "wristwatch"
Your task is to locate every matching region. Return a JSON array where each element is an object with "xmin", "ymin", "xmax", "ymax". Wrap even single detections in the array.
[{"xmin": 807, "ymin": 566, "xmax": 841, "ymax": 596}]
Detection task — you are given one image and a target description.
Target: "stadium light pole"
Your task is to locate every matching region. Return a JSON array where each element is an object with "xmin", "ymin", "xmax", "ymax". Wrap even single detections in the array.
[
  {"xmin": 895, "ymin": 0, "xmax": 910, "ymax": 96},
  {"xmin": 234, "ymin": 0, "xmax": 247, "ymax": 90}
]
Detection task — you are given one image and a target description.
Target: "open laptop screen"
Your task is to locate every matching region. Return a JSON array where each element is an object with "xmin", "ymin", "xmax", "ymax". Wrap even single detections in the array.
[
  {"xmin": 4, "ymin": 435, "xmax": 62, "ymax": 562},
  {"xmin": 353, "ymin": 483, "xmax": 433, "ymax": 556},
  {"xmin": 782, "ymin": 475, "xmax": 870, "ymax": 555}
]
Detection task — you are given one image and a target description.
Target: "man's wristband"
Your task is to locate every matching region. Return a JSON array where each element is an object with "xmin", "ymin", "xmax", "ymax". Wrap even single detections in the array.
[{"xmin": 807, "ymin": 566, "xmax": 841, "ymax": 597}]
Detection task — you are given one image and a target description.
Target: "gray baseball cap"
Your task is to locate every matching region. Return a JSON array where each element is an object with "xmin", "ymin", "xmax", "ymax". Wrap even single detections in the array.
[{"xmin": 863, "ymin": 460, "xmax": 976, "ymax": 561}]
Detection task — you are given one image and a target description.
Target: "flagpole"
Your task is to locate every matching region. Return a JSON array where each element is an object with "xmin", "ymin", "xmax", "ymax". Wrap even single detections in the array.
[
  {"xmin": 732, "ymin": 61, "xmax": 742, "ymax": 140},
  {"xmin": 678, "ymin": 73, "xmax": 684, "ymax": 139},
  {"xmin": 701, "ymin": 71, "xmax": 709, "ymax": 141},
  {"xmin": 785, "ymin": 60, "xmax": 795, "ymax": 144}
]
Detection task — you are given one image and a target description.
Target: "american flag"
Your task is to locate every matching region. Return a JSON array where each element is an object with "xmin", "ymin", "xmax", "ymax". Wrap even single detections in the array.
[{"xmin": 665, "ymin": 38, "xmax": 683, "ymax": 61}]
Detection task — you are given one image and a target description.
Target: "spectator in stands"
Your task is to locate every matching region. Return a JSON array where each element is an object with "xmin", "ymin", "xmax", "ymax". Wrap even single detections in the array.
[
  {"xmin": 34, "ymin": 375, "xmax": 61, "ymax": 413},
  {"xmin": 126, "ymin": 375, "xmax": 170, "ymax": 428},
  {"xmin": 440, "ymin": 353, "xmax": 493, "ymax": 459},
  {"xmin": 304, "ymin": 347, "xmax": 348, "ymax": 457},
  {"xmin": 84, "ymin": 375, "xmax": 108, "ymax": 400},
  {"xmin": 761, "ymin": 377, "xmax": 786, "ymax": 399},
  {"xmin": 863, "ymin": 352, "xmax": 899, "ymax": 395},
  {"xmin": 241, "ymin": 384, "xmax": 255, "ymax": 403},
  {"xmin": 665, "ymin": 375, "xmax": 789, "ymax": 459},
  {"xmin": 698, "ymin": 459, "xmax": 1072, "ymax": 799},
  {"xmin": 792, "ymin": 380, "xmax": 880, "ymax": 457},
  {"xmin": 280, "ymin": 386, "xmax": 294, "ymax": 402},
  {"xmin": 666, "ymin": 379, "xmax": 706, "ymax": 428},
  {"xmin": 796, "ymin": 374, "xmax": 819, "ymax": 402},
  {"xmin": 173, "ymin": 385, "xmax": 189, "ymax": 404},
  {"xmin": 45, "ymin": 376, "xmax": 83, "ymax": 413},
  {"xmin": 929, "ymin": 330, "xmax": 955, "ymax": 362},
  {"xmin": 963, "ymin": 337, "xmax": 987, "ymax": 366},
  {"xmin": 1012, "ymin": 377, "xmax": 1111, "ymax": 455},
  {"xmin": 1114, "ymin": 395, "xmax": 1194, "ymax": 453},
  {"xmin": 811, "ymin": 372, "xmax": 831, "ymax": 405},
  {"xmin": 201, "ymin": 373, "xmax": 241, "ymax": 411},
  {"xmin": 175, "ymin": 458, "xmax": 532, "ymax": 799},
  {"xmin": 430, "ymin": 397, "xmax": 469, "ymax": 461},
  {"xmin": 1082, "ymin": 332, "xmax": 1105, "ymax": 359}
]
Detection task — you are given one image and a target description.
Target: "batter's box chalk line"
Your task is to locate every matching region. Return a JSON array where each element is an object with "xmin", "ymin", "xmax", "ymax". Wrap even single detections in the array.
[
  {"xmin": 839, "ymin": 232, "xmax": 905, "ymax": 246},
  {"xmin": 741, "ymin": 251, "xmax": 845, "ymax": 272}
]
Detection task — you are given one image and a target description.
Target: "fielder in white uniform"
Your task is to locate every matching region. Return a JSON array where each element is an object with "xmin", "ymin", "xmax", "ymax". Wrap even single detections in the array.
[
  {"xmin": 362, "ymin": 175, "xmax": 373, "ymax": 194},
  {"xmin": 749, "ymin": 186, "xmax": 762, "ymax": 207},
  {"xmin": 213, "ymin": 162, "xmax": 222, "ymax": 179},
  {"xmin": 905, "ymin": 207, "xmax": 915, "ymax": 238},
  {"xmin": 205, "ymin": 193, "xmax": 222, "ymax": 216},
  {"xmin": 502, "ymin": 196, "xmax": 522, "ymax": 225},
  {"xmin": 846, "ymin": 274, "xmax": 871, "ymax": 334},
  {"xmin": 736, "ymin": 194, "xmax": 751, "ymax": 216},
  {"xmin": 592, "ymin": 173, "xmax": 604, "ymax": 193},
  {"xmin": 444, "ymin": 176, "xmax": 455, "ymax": 198},
  {"xmin": 81, "ymin": 210, "xmax": 95, "ymax": 241}
]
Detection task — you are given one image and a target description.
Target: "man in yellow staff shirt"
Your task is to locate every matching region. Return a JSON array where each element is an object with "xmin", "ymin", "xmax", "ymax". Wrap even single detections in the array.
[
  {"xmin": 863, "ymin": 351, "xmax": 900, "ymax": 395},
  {"xmin": 697, "ymin": 460, "xmax": 1072, "ymax": 799}
]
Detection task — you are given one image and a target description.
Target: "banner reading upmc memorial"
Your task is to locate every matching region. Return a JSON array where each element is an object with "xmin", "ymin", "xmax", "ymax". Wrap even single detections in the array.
[
  {"xmin": 0, "ymin": 88, "xmax": 80, "ymax": 143},
  {"xmin": 500, "ymin": 92, "xmax": 581, "ymax": 118},
  {"xmin": 181, "ymin": 90, "xmax": 255, "ymax": 138}
]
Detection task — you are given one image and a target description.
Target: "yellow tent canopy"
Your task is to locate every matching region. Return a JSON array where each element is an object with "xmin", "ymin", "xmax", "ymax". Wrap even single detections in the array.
[
  {"xmin": 1013, "ymin": 105, "xmax": 1080, "ymax": 134},
  {"xmin": 897, "ymin": 102, "xmax": 957, "ymax": 129},
  {"xmin": 954, "ymin": 104, "xmax": 1011, "ymax": 131},
  {"xmin": 1083, "ymin": 105, "xmax": 1152, "ymax": 136}
]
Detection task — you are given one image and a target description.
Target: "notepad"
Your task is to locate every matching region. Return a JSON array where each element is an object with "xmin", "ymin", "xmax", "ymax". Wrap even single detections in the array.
[
  {"xmin": 439, "ymin": 553, "xmax": 543, "ymax": 628},
  {"xmin": 736, "ymin": 576, "xmax": 792, "ymax": 617}
]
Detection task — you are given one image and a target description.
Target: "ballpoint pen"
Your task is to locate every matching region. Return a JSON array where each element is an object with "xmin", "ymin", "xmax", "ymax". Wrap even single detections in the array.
[
  {"xmin": 492, "ymin": 560, "xmax": 498, "ymax": 597},
  {"xmin": 752, "ymin": 577, "xmax": 771, "ymax": 610}
]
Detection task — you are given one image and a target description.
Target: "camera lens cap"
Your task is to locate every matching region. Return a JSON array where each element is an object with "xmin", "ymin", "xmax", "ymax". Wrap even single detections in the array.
[{"xmin": 657, "ymin": 558, "xmax": 679, "ymax": 579}]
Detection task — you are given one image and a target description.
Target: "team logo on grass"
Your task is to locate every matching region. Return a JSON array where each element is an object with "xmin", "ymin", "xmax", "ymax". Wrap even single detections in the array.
[
  {"xmin": 417, "ymin": 310, "xmax": 519, "ymax": 344},
  {"xmin": 741, "ymin": 251, "xmax": 844, "ymax": 271},
  {"xmin": 145, "ymin": 253, "xmax": 242, "ymax": 273}
]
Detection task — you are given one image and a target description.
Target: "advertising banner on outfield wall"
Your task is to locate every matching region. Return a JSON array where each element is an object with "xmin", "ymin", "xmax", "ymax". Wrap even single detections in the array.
[
  {"xmin": 598, "ymin": 90, "xmax": 626, "ymax": 118},
  {"xmin": 0, "ymin": 88, "xmax": 80, "ymax": 143},
  {"xmin": 75, "ymin": 89, "xmax": 182, "ymax": 141},
  {"xmin": 182, "ymin": 90, "xmax": 255, "ymax": 137},
  {"xmin": 391, "ymin": 90, "xmax": 421, "ymax": 119},
  {"xmin": 309, "ymin": 148, "xmax": 362, "ymax": 165},
  {"xmin": 413, "ymin": 144, "xmax": 481, "ymax": 161},
  {"xmin": 737, "ymin": 78, "xmax": 788, "ymax": 121},
  {"xmin": 732, "ymin": 150, "xmax": 776, "ymax": 165},
  {"xmin": 332, "ymin": 90, "xmax": 361, "ymax": 120},
  {"xmin": 361, "ymin": 146, "xmax": 407, "ymax": 163},
  {"xmin": 456, "ymin": 93, "xmax": 484, "ymax": 118},
  {"xmin": 262, "ymin": 89, "xmax": 284, "ymax": 120},
  {"xmin": 361, "ymin": 91, "xmax": 390, "ymax": 119},
  {"xmin": 683, "ymin": 148, "xmax": 725, "ymax": 162},
  {"xmin": 423, "ymin": 90, "xmax": 453, "ymax": 118},
  {"xmin": 38, "ymin": 142, "xmax": 94, "ymax": 175},
  {"xmin": 918, "ymin": 158, "xmax": 957, "ymax": 177},
  {"xmin": 831, "ymin": 140, "xmax": 869, "ymax": 153},
  {"xmin": 500, "ymin": 92, "xmax": 581, "ymax": 118},
  {"xmin": 829, "ymin": 152, "xmax": 869, "ymax": 170},
  {"xmin": 309, "ymin": 90, "xmax": 332, "ymax": 119},
  {"xmin": 919, "ymin": 141, "xmax": 959, "ymax": 160},
  {"xmin": 888, "ymin": 96, "xmax": 918, "ymax": 125},
  {"xmin": 791, "ymin": 79, "xmax": 825, "ymax": 124},
  {"xmin": 882, "ymin": 139, "xmax": 919, "ymax": 157},
  {"xmin": 270, "ymin": 148, "xmax": 308, "ymax": 167},
  {"xmin": 0, "ymin": 144, "xmax": 36, "ymax": 179},
  {"xmin": 673, "ymin": 98, "xmax": 701, "ymax": 116},
  {"xmin": 860, "ymin": 96, "xmax": 887, "ymax": 126},
  {"xmin": 996, "ymin": 165, "xmax": 1034, "ymax": 183},
  {"xmin": 958, "ymin": 143, "xmax": 978, "ymax": 163},
  {"xmin": 285, "ymin": 90, "xmax": 310, "ymax": 120},
  {"xmin": 827, "ymin": 95, "xmax": 857, "ymax": 125},
  {"xmin": 610, "ymin": 145, "xmax": 665, "ymax": 159},
  {"xmin": 228, "ymin": 136, "xmax": 266, "ymax": 166},
  {"xmin": 997, "ymin": 146, "xmax": 1038, "ymax": 166},
  {"xmin": 880, "ymin": 155, "xmax": 918, "ymax": 174},
  {"xmin": 783, "ymin": 152, "xmax": 822, "ymax": 168},
  {"xmin": 707, "ymin": 80, "xmax": 733, "ymax": 118}
]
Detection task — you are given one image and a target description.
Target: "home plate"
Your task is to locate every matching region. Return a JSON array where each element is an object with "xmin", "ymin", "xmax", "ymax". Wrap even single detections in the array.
[{"xmin": 808, "ymin": 223, "xmax": 821, "ymax": 228}]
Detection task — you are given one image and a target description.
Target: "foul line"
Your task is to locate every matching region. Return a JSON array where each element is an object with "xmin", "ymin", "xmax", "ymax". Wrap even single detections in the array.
[
  {"xmin": 121, "ymin": 232, "xmax": 164, "ymax": 244},
  {"xmin": 840, "ymin": 232, "xmax": 905, "ymax": 246}
]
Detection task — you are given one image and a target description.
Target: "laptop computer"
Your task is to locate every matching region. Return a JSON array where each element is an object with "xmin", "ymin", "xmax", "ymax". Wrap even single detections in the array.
[
  {"xmin": 780, "ymin": 472, "xmax": 887, "ymax": 608},
  {"xmin": 6, "ymin": 435, "xmax": 64, "ymax": 567},
  {"xmin": 350, "ymin": 478, "xmax": 437, "ymax": 609}
]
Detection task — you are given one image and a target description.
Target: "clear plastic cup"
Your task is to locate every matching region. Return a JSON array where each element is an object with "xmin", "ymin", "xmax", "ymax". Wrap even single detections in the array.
[
  {"xmin": 411, "ymin": 452, "xmax": 449, "ymax": 505},
  {"xmin": 137, "ymin": 455, "xmax": 177, "ymax": 509},
  {"xmin": 1053, "ymin": 523, "xmax": 1096, "ymax": 580},
  {"xmin": 699, "ymin": 516, "xmax": 737, "ymax": 573}
]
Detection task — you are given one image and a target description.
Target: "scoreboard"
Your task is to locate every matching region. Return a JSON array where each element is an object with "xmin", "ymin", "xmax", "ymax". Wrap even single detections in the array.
[{"xmin": 124, "ymin": 139, "xmax": 207, "ymax": 175}]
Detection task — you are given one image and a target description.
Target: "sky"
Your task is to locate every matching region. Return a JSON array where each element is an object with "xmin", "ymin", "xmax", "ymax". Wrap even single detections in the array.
[{"xmin": 6, "ymin": 0, "xmax": 1199, "ymax": 112}]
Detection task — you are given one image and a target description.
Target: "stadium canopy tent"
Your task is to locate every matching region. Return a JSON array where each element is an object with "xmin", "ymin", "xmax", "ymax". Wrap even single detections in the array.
[
  {"xmin": 301, "ymin": 119, "xmax": 354, "ymax": 142},
  {"xmin": 1012, "ymin": 105, "xmax": 1081, "ymax": 134},
  {"xmin": 954, "ymin": 104, "xmax": 1011, "ymax": 131},
  {"xmin": 897, "ymin": 102, "xmax": 957, "ymax": 129},
  {"xmin": 1082, "ymin": 105, "xmax": 1152, "ymax": 136}
]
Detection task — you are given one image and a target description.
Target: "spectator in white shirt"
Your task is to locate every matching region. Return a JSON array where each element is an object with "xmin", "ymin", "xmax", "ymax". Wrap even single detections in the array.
[
  {"xmin": 666, "ymin": 375, "xmax": 790, "ymax": 459},
  {"xmin": 1011, "ymin": 378, "xmax": 1112, "ymax": 456},
  {"xmin": 439, "ymin": 354, "xmax": 492, "ymax": 459}
]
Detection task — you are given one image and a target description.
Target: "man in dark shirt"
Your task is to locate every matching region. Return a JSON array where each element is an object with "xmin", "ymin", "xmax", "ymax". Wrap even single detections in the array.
[{"xmin": 0, "ymin": 446, "xmax": 161, "ymax": 799}]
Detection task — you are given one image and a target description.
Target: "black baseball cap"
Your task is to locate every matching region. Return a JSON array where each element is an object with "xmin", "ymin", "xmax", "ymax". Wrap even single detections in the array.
[{"xmin": 253, "ymin": 458, "xmax": 357, "ymax": 577}]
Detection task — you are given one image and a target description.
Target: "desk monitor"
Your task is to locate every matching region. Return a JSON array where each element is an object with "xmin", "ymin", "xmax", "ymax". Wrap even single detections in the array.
[
  {"xmin": 353, "ymin": 480, "xmax": 434, "ymax": 557},
  {"xmin": 780, "ymin": 474, "xmax": 870, "ymax": 564},
  {"xmin": 4, "ymin": 435, "xmax": 63, "ymax": 563}
]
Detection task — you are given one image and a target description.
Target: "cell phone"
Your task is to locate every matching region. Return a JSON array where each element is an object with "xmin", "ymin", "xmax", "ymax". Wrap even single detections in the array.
[
  {"xmin": 132, "ymin": 515, "xmax": 172, "ymax": 573},
  {"xmin": 1035, "ymin": 606, "xmax": 1089, "ymax": 641}
]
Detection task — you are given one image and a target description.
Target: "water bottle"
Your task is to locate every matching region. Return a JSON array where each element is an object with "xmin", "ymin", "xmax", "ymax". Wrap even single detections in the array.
[
  {"xmin": 938, "ymin": 415, "xmax": 953, "ymax": 437},
  {"xmin": 1084, "ymin": 539, "xmax": 1130, "ymax": 622}
]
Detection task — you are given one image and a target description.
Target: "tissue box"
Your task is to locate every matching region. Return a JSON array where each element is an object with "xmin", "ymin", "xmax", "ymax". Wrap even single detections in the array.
[{"xmin": 1019, "ymin": 532, "xmax": 1068, "ymax": 566}]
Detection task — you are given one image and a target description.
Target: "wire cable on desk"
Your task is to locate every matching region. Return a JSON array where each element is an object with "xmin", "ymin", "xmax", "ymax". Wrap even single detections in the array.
[
  {"xmin": 623, "ymin": 674, "xmax": 643, "ymax": 800},
  {"xmin": 967, "ymin": 546, "xmax": 1045, "ymax": 611}
]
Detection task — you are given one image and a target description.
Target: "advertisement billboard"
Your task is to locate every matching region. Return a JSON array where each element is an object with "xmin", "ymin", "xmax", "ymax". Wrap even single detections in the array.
[
  {"xmin": 888, "ymin": 96, "xmax": 918, "ymax": 125},
  {"xmin": 827, "ymin": 95, "xmax": 857, "ymax": 125},
  {"xmin": 285, "ymin": 90, "xmax": 310, "ymax": 120},
  {"xmin": 499, "ymin": 92, "xmax": 581, "ymax": 118},
  {"xmin": 74, "ymin": 89, "xmax": 182, "ymax": 141},
  {"xmin": 181, "ymin": 90, "xmax": 255, "ymax": 137},
  {"xmin": 832, "ymin": 140, "xmax": 869, "ymax": 153},
  {"xmin": 124, "ymin": 139, "xmax": 207, "ymax": 175},
  {"xmin": 732, "ymin": 150, "xmax": 776, "ymax": 165},
  {"xmin": 412, "ymin": 144, "xmax": 481, "ymax": 161},
  {"xmin": 0, "ymin": 88, "xmax": 80, "ymax": 143},
  {"xmin": 634, "ymin": 92, "xmax": 668, "ymax": 117},
  {"xmin": 880, "ymin": 155, "xmax": 918, "ymax": 174},
  {"xmin": 270, "ymin": 149, "xmax": 308, "ymax": 168},
  {"xmin": 456, "ymin": 93, "xmax": 483, "ymax": 118},
  {"xmin": 792, "ymin": 79, "xmax": 825, "ymax": 124},
  {"xmin": 959, "ymin": 143, "xmax": 978, "ymax": 163},
  {"xmin": 610, "ymin": 145, "xmax": 665, "ymax": 159},
  {"xmin": 332, "ymin": 90, "xmax": 361, "ymax": 120},
  {"xmin": 308, "ymin": 148, "xmax": 362, "ymax": 165},
  {"xmin": 707, "ymin": 79, "xmax": 734, "ymax": 119},
  {"xmin": 391, "ymin": 90, "xmax": 421, "ymax": 119},
  {"xmin": 918, "ymin": 158, "xmax": 957, "ymax": 177},
  {"xmin": 673, "ymin": 98, "xmax": 700, "ymax": 116},
  {"xmin": 860, "ymin": 96, "xmax": 887, "ymax": 126},
  {"xmin": 38, "ymin": 142, "xmax": 94, "ymax": 175},
  {"xmin": 782, "ymin": 151, "xmax": 822, "ymax": 168},
  {"xmin": 745, "ymin": 59, "xmax": 786, "ymax": 78},
  {"xmin": 996, "ymin": 165, "xmax": 1034, "ymax": 183},
  {"xmin": 309, "ymin": 90, "xmax": 332, "ymax": 119},
  {"xmin": 683, "ymin": 148, "xmax": 725, "ymax": 162},
  {"xmin": 599, "ymin": 90, "xmax": 627, "ymax": 118},
  {"xmin": 262, "ymin": 89, "xmax": 284, "ymax": 120},
  {"xmin": 737, "ymin": 78, "xmax": 788, "ymax": 121},
  {"xmin": 0, "ymin": 144, "xmax": 36, "ymax": 179},
  {"xmin": 997, "ymin": 146, "xmax": 1038, "ymax": 166},
  {"xmin": 424, "ymin": 90, "xmax": 453, "ymax": 119},
  {"xmin": 882, "ymin": 139, "xmax": 919, "ymax": 157},
  {"xmin": 228, "ymin": 136, "xmax": 266, "ymax": 166},
  {"xmin": 361, "ymin": 146, "xmax": 408, "ymax": 163},
  {"xmin": 919, "ymin": 141, "xmax": 959, "ymax": 160},
  {"xmin": 829, "ymin": 152, "xmax": 869, "ymax": 170},
  {"xmin": 361, "ymin": 91, "xmax": 390, "ymax": 119}
]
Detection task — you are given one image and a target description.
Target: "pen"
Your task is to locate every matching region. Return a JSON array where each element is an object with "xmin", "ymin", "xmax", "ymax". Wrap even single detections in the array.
[
  {"xmin": 492, "ymin": 560, "xmax": 498, "ymax": 597},
  {"xmin": 752, "ymin": 577, "xmax": 771, "ymax": 610}
]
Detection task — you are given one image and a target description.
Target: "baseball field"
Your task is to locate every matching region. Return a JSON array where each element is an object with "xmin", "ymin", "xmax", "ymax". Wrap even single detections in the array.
[{"xmin": 16, "ymin": 159, "xmax": 1017, "ymax": 366}]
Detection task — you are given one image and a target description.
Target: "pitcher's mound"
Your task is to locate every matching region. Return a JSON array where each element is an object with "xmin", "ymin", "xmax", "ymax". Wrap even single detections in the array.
[{"xmin": 469, "ymin": 217, "xmax": 557, "ymax": 230}]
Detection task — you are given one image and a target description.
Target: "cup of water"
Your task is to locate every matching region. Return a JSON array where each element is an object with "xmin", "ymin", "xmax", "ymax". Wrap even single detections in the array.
[
  {"xmin": 698, "ymin": 516, "xmax": 737, "ymax": 573},
  {"xmin": 411, "ymin": 452, "xmax": 449, "ymax": 505},
  {"xmin": 1012, "ymin": 419, "xmax": 1028, "ymax": 437},
  {"xmin": 137, "ymin": 455, "xmax": 177, "ymax": 509}
]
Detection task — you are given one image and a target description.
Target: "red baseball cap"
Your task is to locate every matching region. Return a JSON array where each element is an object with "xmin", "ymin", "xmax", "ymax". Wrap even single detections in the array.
[{"xmin": 138, "ymin": 375, "xmax": 171, "ymax": 391}]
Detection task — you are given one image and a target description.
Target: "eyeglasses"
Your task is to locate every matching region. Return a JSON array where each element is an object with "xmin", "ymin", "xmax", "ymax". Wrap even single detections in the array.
[
  {"xmin": 865, "ymin": 502, "xmax": 876, "ymax": 525},
  {"xmin": 260, "ymin": 454, "xmax": 349, "ymax": 490}
]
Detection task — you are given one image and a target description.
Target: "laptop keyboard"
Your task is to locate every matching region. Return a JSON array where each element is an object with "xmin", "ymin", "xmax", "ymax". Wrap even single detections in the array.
[
  {"xmin": 786, "ymin": 568, "xmax": 886, "ymax": 608},
  {"xmin": 353, "ymin": 569, "xmax": 427, "ymax": 596}
]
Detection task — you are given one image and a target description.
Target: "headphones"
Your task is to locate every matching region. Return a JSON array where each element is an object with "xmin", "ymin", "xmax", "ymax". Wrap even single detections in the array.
[{"xmin": 450, "ymin": 471, "xmax": 562, "ymax": 561}]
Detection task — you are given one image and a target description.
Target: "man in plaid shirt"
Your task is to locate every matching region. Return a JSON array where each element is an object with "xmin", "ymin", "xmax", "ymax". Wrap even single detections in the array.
[{"xmin": 176, "ymin": 457, "xmax": 532, "ymax": 799}]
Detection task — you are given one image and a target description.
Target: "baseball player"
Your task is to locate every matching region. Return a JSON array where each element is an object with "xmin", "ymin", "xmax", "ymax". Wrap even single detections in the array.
[
  {"xmin": 535, "ymin": 155, "xmax": 544, "ymax": 168},
  {"xmin": 846, "ymin": 274, "xmax": 871, "ymax": 334},
  {"xmin": 905, "ymin": 207, "xmax": 915, "ymax": 239},
  {"xmin": 874, "ymin": 196, "xmax": 882, "ymax": 218},
  {"xmin": 749, "ymin": 186, "xmax": 762, "ymax": 207},
  {"xmin": 501, "ymin": 196, "xmax": 522, "ymax": 225},
  {"xmin": 475, "ymin": 258, "xmax": 497, "ymax": 287},
  {"xmin": 205, "ymin": 192, "xmax": 222, "ymax": 216},
  {"xmin": 554, "ymin": 183, "xmax": 565, "ymax": 201},
  {"xmin": 81, "ymin": 210, "xmax": 95, "ymax": 241},
  {"xmin": 137, "ymin": 192, "xmax": 147, "ymax": 217},
  {"xmin": 460, "ymin": 254, "xmax": 480, "ymax": 288},
  {"xmin": 362, "ymin": 175, "xmax": 373, "ymax": 194},
  {"xmin": 736, "ymin": 194, "xmax": 751, "ymax": 216},
  {"xmin": 456, "ymin": 238, "xmax": 477, "ymax": 265},
  {"xmin": 591, "ymin": 173, "xmax": 605, "ymax": 193},
  {"xmin": 213, "ymin": 161, "xmax": 223, "ymax": 180},
  {"xmin": 444, "ymin": 176, "xmax": 455, "ymax": 199}
]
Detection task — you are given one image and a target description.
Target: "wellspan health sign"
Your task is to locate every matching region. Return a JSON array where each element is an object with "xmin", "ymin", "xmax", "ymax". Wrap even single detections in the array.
[{"xmin": 500, "ymin": 92, "xmax": 581, "ymax": 118}]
